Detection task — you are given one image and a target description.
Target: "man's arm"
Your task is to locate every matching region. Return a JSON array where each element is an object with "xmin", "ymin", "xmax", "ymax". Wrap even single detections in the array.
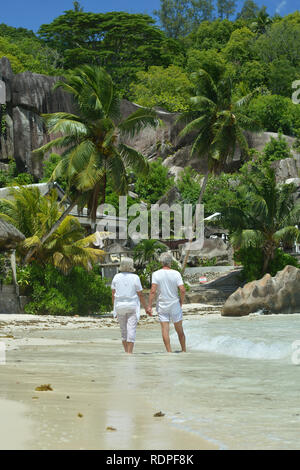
[
  {"xmin": 148, "ymin": 283, "xmax": 158, "ymax": 315},
  {"xmin": 178, "ymin": 284, "xmax": 186, "ymax": 306}
]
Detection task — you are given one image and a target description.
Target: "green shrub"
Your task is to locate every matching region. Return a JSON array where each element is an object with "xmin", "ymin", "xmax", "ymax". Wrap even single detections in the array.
[
  {"xmin": 269, "ymin": 249, "xmax": 299, "ymax": 274},
  {"xmin": 235, "ymin": 247, "xmax": 299, "ymax": 281},
  {"xmin": 263, "ymin": 133, "xmax": 292, "ymax": 163},
  {"xmin": 19, "ymin": 263, "xmax": 112, "ymax": 316},
  {"xmin": 134, "ymin": 158, "xmax": 174, "ymax": 204},
  {"xmin": 0, "ymin": 160, "xmax": 34, "ymax": 188},
  {"xmin": 246, "ymin": 94, "xmax": 300, "ymax": 136},
  {"xmin": 177, "ymin": 167, "xmax": 201, "ymax": 206}
]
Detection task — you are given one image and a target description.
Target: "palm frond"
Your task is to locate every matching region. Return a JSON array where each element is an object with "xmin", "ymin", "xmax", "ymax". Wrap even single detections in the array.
[
  {"xmin": 190, "ymin": 69, "xmax": 218, "ymax": 103},
  {"xmin": 274, "ymin": 226, "xmax": 300, "ymax": 244},
  {"xmin": 42, "ymin": 115, "xmax": 88, "ymax": 138},
  {"xmin": 231, "ymin": 229, "xmax": 264, "ymax": 249},
  {"xmin": 118, "ymin": 143, "xmax": 150, "ymax": 176},
  {"xmin": 235, "ymin": 87, "xmax": 263, "ymax": 108},
  {"xmin": 178, "ymin": 115, "xmax": 209, "ymax": 140},
  {"xmin": 22, "ymin": 235, "xmax": 41, "ymax": 249},
  {"xmin": 119, "ymin": 108, "xmax": 160, "ymax": 138},
  {"xmin": 106, "ymin": 153, "xmax": 128, "ymax": 194},
  {"xmin": 32, "ymin": 136, "xmax": 73, "ymax": 156}
]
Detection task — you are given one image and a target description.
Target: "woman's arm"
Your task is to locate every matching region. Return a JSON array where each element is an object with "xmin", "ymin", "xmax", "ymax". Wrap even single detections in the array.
[
  {"xmin": 148, "ymin": 283, "xmax": 157, "ymax": 315},
  {"xmin": 137, "ymin": 291, "xmax": 151, "ymax": 315},
  {"xmin": 112, "ymin": 289, "xmax": 116, "ymax": 308}
]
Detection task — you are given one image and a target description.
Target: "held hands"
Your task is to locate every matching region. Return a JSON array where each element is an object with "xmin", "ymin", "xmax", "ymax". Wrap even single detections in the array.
[{"xmin": 146, "ymin": 306, "xmax": 153, "ymax": 316}]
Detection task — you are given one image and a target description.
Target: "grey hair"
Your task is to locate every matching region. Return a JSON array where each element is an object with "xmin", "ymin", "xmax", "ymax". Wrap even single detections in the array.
[
  {"xmin": 159, "ymin": 251, "xmax": 173, "ymax": 267},
  {"xmin": 119, "ymin": 257, "xmax": 136, "ymax": 273}
]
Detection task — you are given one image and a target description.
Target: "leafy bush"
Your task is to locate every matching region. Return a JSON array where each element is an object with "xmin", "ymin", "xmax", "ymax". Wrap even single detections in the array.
[
  {"xmin": 246, "ymin": 94, "xmax": 300, "ymax": 136},
  {"xmin": 19, "ymin": 263, "xmax": 112, "ymax": 315},
  {"xmin": 292, "ymin": 128, "xmax": 300, "ymax": 152},
  {"xmin": 177, "ymin": 167, "xmax": 201, "ymax": 206},
  {"xmin": 0, "ymin": 171, "xmax": 9, "ymax": 188},
  {"xmin": 263, "ymin": 133, "xmax": 292, "ymax": 163},
  {"xmin": 130, "ymin": 65, "xmax": 193, "ymax": 112},
  {"xmin": 0, "ymin": 159, "xmax": 34, "ymax": 188},
  {"xmin": 202, "ymin": 172, "xmax": 241, "ymax": 216},
  {"xmin": 234, "ymin": 247, "xmax": 299, "ymax": 281},
  {"xmin": 134, "ymin": 158, "xmax": 174, "ymax": 204},
  {"xmin": 269, "ymin": 249, "xmax": 300, "ymax": 274}
]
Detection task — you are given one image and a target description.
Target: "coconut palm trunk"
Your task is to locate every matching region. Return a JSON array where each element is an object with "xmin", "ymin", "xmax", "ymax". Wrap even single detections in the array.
[
  {"xmin": 262, "ymin": 239, "xmax": 276, "ymax": 274},
  {"xmin": 182, "ymin": 171, "xmax": 209, "ymax": 273}
]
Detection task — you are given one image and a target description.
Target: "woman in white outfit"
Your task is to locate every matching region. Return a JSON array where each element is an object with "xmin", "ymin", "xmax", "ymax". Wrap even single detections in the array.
[{"xmin": 111, "ymin": 257, "xmax": 149, "ymax": 354}]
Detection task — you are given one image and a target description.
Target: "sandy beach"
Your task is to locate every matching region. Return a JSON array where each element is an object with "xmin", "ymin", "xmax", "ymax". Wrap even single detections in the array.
[
  {"xmin": 2, "ymin": 307, "xmax": 299, "ymax": 450},
  {"xmin": 0, "ymin": 307, "xmax": 219, "ymax": 450}
]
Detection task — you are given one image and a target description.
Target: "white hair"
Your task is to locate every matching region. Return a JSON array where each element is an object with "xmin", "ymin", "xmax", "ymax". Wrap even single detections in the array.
[
  {"xmin": 159, "ymin": 251, "xmax": 173, "ymax": 267},
  {"xmin": 119, "ymin": 257, "xmax": 136, "ymax": 273}
]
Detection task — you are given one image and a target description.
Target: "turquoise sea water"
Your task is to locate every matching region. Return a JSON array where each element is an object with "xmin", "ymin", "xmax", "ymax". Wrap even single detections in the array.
[{"xmin": 165, "ymin": 314, "xmax": 300, "ymax": 449}]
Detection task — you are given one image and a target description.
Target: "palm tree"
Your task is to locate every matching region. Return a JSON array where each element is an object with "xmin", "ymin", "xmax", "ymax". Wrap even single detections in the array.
[
  {"xmin": 179, "ymin": 69, "xmax": 262, "ymax": 272},
  {"xmin": 251, "ymin": 7, "xmax": 273, "ymax": 35},
  {"xmin": 0, "ymin": 186, "xmax": 104, "ymax": 270},
  {"xmin": 133, "ymin": 239, "xmax": 168, "ymax": 269},
  {"xmin": 220, "ymin": 165, "xmax": 300, "ymax": 275},
  {"xmin": 28, "ymin": 65, "xmax": 160, "ymax": 263}
]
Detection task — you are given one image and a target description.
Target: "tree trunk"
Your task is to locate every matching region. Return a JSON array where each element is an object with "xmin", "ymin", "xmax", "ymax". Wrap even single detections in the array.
[
  {"xmin": 182, "ymin": 171, "xmax": 209, "ymax": 274},
  {"xmin": 262, "ymin": 241, "xmax": 276, "ymax": 275},
  {"xmin": 90, "ymin": 173, "xmax": 106, "ymax": 233},
  {"xmin": 23, "ymin": 198, "xmax": 78, "ymax": 265}
]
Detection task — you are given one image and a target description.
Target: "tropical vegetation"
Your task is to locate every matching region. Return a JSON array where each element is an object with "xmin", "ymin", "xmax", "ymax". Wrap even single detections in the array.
[
  {"xmin": 0, "ymin": 186, "xmax": 104, "ymax": 270},
  {"xmin": 0, "ymin": 1, "xmax": 300, "ymax": 314},
  {"xmin": 220, "ymin": 165, "xmax": 300, "ymax": 279}
]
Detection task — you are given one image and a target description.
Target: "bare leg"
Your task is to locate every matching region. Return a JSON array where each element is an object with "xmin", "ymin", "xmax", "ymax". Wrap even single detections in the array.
[
  {"xmin": 127, "ymin": 342, "xmax": 134, "ymax": 354},
  {"xmin": 160, "ymin": 322, "xmax": 172, "ymax": 352},
  {"xmin": 122, "ymin": 340, "xmax": 128, "ymax": 353},
  {"xmin": 174, "ymin": 321, "xmax": 186, "ymax": 352}
]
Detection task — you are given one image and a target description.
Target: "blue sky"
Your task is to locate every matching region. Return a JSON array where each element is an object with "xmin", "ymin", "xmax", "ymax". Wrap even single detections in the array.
[{"xmin": 0, "ymin": 0, "xmax": 299, "ymax": 32}]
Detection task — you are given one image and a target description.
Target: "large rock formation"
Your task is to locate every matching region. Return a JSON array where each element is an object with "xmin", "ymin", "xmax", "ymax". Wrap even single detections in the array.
[
  {"xmin": 222, "ymin": 265, "xmax": 300, "ymax": 316},
  {"xmin": 0, "ymin": 57, "xmax": 75, "ymax": 178},
  {"xmin": 1, "ymin": 57, "xmax": 300, "ymax": 185},
  {"xmin": 0, "ymin": 217, "xmax": 25, "ymax": 251}
]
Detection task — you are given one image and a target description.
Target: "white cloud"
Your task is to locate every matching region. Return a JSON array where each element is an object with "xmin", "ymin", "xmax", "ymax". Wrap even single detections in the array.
[{"xmin": 276, "ymin": 0, "xmax": 287, "ymax": 14}]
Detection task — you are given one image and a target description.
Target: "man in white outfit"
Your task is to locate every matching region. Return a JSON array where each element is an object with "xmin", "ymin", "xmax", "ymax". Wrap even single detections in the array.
[
  {"xmin": 111, "ymin": 257, "xmax": 149, "ymax": 354},
  {"xmin": 147, "ymin": 252, "xmax": 186, "ymax": 353}
]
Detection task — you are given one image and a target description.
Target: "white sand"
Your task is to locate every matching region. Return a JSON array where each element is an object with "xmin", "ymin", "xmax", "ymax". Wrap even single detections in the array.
[
  {"xmin": 0, "ymin": 399, "xmax": 34, "ymax": 450},
  {"xmin": 0, "ymin": 309, "xmax": 220, "ymax": 450}
]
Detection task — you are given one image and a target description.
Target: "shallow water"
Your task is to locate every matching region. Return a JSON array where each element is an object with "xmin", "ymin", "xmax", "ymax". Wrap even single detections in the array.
[
  {"xmin": 164, "ymin": 314, "xmax": 300, "ymax": 449},
  {"xmin": 2, "ymin": 313, "xmax": 300, "ymax": 450},
  {"xmin": 185, "ymin": 313, "xmax": 300, "ymax": 362}
]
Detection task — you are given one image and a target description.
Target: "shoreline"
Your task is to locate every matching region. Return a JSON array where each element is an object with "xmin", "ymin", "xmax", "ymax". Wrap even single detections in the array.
[{"xmin": 0, "ymin": 309, "xmax": 219, "ymax": 450}]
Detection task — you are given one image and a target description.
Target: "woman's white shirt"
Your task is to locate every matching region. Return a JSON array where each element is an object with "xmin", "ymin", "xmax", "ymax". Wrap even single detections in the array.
[{"xmin": 111, "ymin": 272, "xmax": 143, "ymax": 320}]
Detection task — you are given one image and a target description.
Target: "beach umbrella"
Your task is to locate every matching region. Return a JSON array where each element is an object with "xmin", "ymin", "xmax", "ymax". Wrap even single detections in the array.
[{"xmin": 0, "ymin": 218, "xmax": 25, "ymax": 251}]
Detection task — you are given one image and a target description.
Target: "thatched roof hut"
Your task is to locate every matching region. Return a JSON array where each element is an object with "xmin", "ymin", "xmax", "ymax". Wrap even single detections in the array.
[{"xmin": 0, "ymin": 218, "xmax": 25, "ymax": 251}]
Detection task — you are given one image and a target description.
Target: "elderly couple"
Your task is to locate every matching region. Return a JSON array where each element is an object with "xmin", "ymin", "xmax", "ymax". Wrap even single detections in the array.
[{"xmin": 111, "ymin": 252, "xmax": 186, "ymax": 354}]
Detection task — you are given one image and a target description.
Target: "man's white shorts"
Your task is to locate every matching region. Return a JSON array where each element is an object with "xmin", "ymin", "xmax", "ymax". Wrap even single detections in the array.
[{"xmin": 157, "ymin": 301, "xmax": 183, "ymax": 324}]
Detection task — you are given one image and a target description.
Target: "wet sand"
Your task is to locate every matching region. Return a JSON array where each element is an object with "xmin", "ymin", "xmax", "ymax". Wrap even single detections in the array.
[{"xmin": 0, "ymin": 310, "xmax": 219, "ymax": 450}]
